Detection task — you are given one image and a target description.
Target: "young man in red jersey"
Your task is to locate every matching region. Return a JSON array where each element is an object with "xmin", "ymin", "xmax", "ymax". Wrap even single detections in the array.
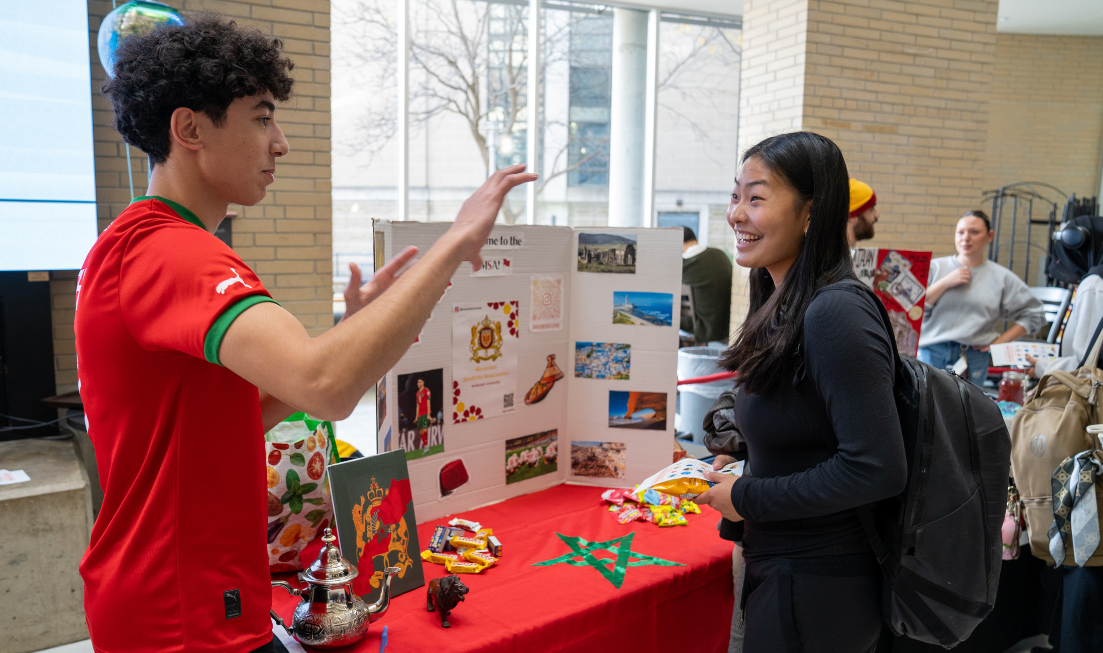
[{"xmin": 77, "ymin": 14, "xmax": 534, "ymax": 653}]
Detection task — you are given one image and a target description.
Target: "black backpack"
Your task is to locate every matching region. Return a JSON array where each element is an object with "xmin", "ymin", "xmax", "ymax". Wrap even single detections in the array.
[{"xmin": 817, "ymin": 280, "xmax": 1011, "ymax": 648}]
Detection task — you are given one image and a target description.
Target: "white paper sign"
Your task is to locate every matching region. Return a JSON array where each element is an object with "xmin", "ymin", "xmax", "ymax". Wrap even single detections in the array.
[
  {"xmin": 452, "ymin": 301, "xmax": 520, "ymax": 422},
  {"xmin": 530, "ymin": 275, "xmax": 564, "ymax": 331},
  {"xmin": 989, "ymin": 342, "xmax": 1059, "ymax": 367},
  {"xmin": 0, "ymin": 469, "xmax": 30, "ymax": 485},
  {"xmin": 852, "ymin": 247, "xmax": 877, "ymax": 288},
  {"xmin": 471, "ymin": 256, "xmax": 514, "ymax": 277},
  {"xmin": 484, "ymin": 233, "xmax": 525, "ymax": 249}
]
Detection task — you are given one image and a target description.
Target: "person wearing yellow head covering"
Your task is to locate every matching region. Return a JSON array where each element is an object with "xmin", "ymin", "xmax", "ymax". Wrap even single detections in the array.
[{"xmin": 848, "ymin": 178, "xmax": 879, "ymax": 247}]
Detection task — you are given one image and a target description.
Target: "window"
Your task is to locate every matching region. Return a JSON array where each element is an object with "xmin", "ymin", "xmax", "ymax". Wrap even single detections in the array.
[{"xmin": 567, "ymin": 14, "xmax": 611, "ymax": 187}]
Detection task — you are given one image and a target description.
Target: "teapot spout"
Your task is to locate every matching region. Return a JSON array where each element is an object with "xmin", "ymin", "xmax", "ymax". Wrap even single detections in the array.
[{"xmin": 368, "ymin": 567, "xmax": 401, "ymax": 622}]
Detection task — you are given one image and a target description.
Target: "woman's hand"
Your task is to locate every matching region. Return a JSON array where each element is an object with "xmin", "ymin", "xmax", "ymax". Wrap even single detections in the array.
[
  {"xmin": 1025, "ymin": 354, "xmax": 1039, "ymax": 378},
  {"xmin": 943, "ymin": 266, "xmax": 972, "ymax": 288},
  {"xmin": 712, "ymin": 454, "xmax": 738, "ymax": 470},
  {"xmin": 694, "ymin": 472, "xmax": 744, "ymax": 522},
  {"xmin": 341, "ymin": 247, "xmax": 419, "ymax": 322}
]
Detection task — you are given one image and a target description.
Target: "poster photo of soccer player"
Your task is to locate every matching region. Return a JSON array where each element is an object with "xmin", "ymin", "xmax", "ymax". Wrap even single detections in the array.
[{"xmin": 397, "ymin": 368, "xmax": 444, "ymax": 460}]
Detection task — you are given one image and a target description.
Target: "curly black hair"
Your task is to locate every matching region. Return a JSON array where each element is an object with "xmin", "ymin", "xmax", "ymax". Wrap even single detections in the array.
[{"xmin": 102, "ymin": 12, "xmax": 294, "ymax": 166}]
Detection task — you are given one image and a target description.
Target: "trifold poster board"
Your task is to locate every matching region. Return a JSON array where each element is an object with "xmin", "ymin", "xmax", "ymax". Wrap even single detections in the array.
[
  {"xmin": 373, "ymin": 221, "xmax": 682, "ymax": 523},
  {"xmin": 852, "ymin": 248, "xmax": 932, "ymax": 358}
]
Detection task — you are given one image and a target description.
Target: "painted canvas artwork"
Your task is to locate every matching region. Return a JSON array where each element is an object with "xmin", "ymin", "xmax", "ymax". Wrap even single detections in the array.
[
  {"xmin": 575, "ymin": 342, "xmax": 631, "ymax": 380},
  {"xmin": 612, "ymin": 291, "xmax": 673, "ymax": 326},
  {"xmin": 328, "ymin": 450, "xmax": 425, "ymax": 602},
  {"xmin": 504, "ymin": 429, "xmax": 558, "ymax": 485},
  {"xmin": 571, "ymin": 441, "xmax": 627, "ymax": 479},
  {"xmin": 577, "ymin": 233, "xmax": 637, "ymax": 273},
  {"xmin": 608, "ymin": 391, "xmax": 667, "ymax": 430},
  {"xmin": 396, "ymin": 368, "xmax": 444, "ymax": 460}
]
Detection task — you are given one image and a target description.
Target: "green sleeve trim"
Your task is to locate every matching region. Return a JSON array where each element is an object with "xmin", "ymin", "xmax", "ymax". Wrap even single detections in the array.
[{"xmin": 204, "ymin": 295, "xmax": 279, "ymax": 365}]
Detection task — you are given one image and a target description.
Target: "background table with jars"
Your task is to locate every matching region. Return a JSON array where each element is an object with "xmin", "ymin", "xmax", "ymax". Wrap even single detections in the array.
[{"xmin": 270, "ymin": 484, "xmax": 736, "ymax": 653}]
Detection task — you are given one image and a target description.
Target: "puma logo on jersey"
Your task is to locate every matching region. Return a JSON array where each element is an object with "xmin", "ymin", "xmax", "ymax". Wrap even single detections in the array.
[{"xmin": 216, "ymin": 268, "xmax": 252, "ymax": 294}]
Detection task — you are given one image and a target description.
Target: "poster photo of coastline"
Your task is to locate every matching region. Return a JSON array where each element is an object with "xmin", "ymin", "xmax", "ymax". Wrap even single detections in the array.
[
  {"xmin": 575, "ymin": 342, "xmax": 631, "ymax": 380},
  {"xmin": 577, "ymin": 233, "xmax": 637, "ymax": 273},
  {"xmin": 608, "ymin": 391, "xmax": 668, "ymax": 430},
  {"xmin": 612, "ymin": 291, "xmax": 673, "ymax": 326},
  {"xmin": 571, "ymin": 441, "xmax": 627, "ymax": 479},
  {"xmin": 396, "ymin": 369, "xmax": 444, "ymax": 460},
  {"xmin": 505, "ymin": 429, "xmax": 558, "ymax": 485}
]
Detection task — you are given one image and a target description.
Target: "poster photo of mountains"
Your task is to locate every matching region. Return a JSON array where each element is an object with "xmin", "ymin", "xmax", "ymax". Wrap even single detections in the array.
[{"xmin": 577, "ymin": 233, "xmax": 637, "ymax": 273}]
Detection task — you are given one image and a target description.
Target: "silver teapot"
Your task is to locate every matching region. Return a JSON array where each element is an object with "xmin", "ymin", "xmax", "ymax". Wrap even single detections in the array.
[{"xmin": 271, "ymin": 528, "xmax": 400, "ymax": 650}]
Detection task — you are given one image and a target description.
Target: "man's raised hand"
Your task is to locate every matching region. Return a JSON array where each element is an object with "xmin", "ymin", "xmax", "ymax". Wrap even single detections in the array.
[
  {"xmin": 448, "ymin": 164, "xmax": 538, "ymax": 271},
  {"xmin": 341, "ymin": 246, "xmax": 419, "ymax": 321}
]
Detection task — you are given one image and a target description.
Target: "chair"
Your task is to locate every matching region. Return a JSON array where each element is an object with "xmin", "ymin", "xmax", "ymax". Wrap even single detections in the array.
[{"xmin": 1029, "ymin": 286, "xmax": 1073, "ymax": 344}]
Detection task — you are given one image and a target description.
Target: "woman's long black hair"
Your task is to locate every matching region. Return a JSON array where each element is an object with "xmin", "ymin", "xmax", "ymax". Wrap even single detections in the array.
[{"xmin": 720, "ymin": 132, "xmax": 854, "ymax": 394}]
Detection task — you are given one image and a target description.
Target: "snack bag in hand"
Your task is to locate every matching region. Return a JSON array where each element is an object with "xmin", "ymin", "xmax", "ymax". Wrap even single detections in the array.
[
  {"xmin": 635, "ymin": 458, "xmax": 744, "ymax": 499},
  {"xmin": 265, "ymin": 413, "xmax": 339, "ymax": 572}
]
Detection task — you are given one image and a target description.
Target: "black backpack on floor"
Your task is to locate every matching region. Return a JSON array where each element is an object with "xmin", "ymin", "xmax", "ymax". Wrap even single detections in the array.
[{"xmin": 819, "ymin": 281, "xmax": 1011, "ymax": 648}]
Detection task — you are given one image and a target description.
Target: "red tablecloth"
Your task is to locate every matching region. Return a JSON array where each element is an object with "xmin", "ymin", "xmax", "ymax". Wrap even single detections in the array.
[{"xmin": 271, "ymin": 484, "xmax": 735, "ymax": 652}]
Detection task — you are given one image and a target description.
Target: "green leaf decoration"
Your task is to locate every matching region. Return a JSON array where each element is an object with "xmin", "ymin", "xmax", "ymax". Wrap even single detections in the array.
[
  {"xmin": 290, "ymin": 494, "xmax": 304, "ymax": 514},
  {"xmin": 305, "ymin": 509, "xmax": 326, "ymax": 527},
  {"xmin": 299, "ymin": 482, "xmax": 318, "ymax": 495},
  {"xmin": 304, "ymin": 497, "xmax": 325, "ymax": 506},
  {"xmin": 286, "ymin": 469, "xmax": 300, "ymax": 492},
  {"xmin": 280, "ymin": 489, "xmax": 293, "ymax": 504},
  {"xmin": 289, "ymin": 453, "xmax": 306, "ymax": 467}
]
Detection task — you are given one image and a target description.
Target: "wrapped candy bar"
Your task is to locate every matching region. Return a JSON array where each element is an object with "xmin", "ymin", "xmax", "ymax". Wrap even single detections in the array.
[
  {"xmin": 445, "ymin": 559, "xmax": 483, "ymax": 574},
  {"xmin": 420, "ymin": 549, "xmax": 464, "ymax": 566},
  {"xmin": 448, "ymin": 517, "xmax": 482, "ymax": 532},
  {"xmin": 462, "ymin": 548, "xmax": 497, "ymax": 568},
  {"xmin": 428, "ymin": 526, "xmax": 467, "ymax": 552},
  {"xmin": 487, "ymin": 535, "xmax": 502, "ymax": 557},
  {"xmin": 473, "ymin": 528, "xmax": 493, "ymax": 542},
  {"xmin": 635, "ymin": 459, "xmax": 744, "ymax": 499},
  {"xmin": 450, "ymin": 534, "xmax": 485, "ymax": 549}
]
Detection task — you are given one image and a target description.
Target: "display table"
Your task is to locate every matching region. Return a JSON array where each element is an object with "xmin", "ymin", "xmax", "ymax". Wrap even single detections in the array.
[{"xmin": 271, "ymin": 484, "xmax": 735, "ymax": 653}]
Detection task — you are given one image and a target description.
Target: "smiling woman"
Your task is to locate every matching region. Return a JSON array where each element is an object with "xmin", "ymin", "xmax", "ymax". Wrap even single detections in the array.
[{"xmin": 693, "ymin": 132, "xmax": 907, "ymax": 653}]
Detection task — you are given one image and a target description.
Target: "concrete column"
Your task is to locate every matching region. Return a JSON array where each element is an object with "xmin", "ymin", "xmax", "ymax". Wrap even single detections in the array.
[{"xmin": 607, "ymin": 8, "xmax": 649, "ymax": 227}]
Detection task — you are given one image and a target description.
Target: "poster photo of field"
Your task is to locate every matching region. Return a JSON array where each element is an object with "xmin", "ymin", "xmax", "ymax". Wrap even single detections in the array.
[
  {"xmin": 575, "ymin": 342, "xmax": 631, "ymax": 380},
  {"xmin": 608, "ymin": 391, "xmax": 667, "ymax": 430},
  {"xmin": 504, "ymin": 429, "xmax": 558, "ymax": 485},
  {"xmin": 571, "ymin": 441, "xmax": 627, "ymax": 479},
  {"xmin": 612, "ymin": 291, "xmax": 673, "ymax": 326},
  {"xmin": 577, "ymin": 233, "xmax": 637, "ymax": 273}
]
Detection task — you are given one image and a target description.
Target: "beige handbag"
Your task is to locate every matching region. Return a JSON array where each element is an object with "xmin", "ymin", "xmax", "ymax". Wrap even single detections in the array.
[{"xmin": 1010, "ymin": 328, "xmax": 1103, "ymax": 566}]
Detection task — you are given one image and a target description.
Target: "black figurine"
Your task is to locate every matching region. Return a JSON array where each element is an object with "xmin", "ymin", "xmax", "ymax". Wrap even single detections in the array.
[{"xmin": 426, "ymin": 574, "xmax": 469, "ymax": 628}]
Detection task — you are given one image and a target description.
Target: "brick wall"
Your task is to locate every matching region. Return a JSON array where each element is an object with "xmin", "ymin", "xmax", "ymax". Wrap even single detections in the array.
[
  {"xmin": 730, "ymin": 0, "xmax": 1000, "ymax": 332},
  {"xmin": 50, "ymin": 1, "xmax": 332, "ymax": 394},
  {"xmin": 985, "ymin": 33, "xmax": 1103, "ymax": 198}
]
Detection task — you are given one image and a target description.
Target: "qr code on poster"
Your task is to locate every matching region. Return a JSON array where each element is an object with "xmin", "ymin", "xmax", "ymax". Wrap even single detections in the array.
[
  {"xmin": 504, "ymin": 393, "xmax": 514, "ymax": 409},
  {"xmin": 530, "ymin": 275, "xmax": 563, "ymax": 331}
]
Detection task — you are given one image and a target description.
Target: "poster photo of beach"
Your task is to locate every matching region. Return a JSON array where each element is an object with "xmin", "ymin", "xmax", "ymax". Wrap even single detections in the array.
[
  {"xmin": 504, "ymin": 429, "xmax": 558, "ymax": 485},
  {"xmin": 612, "ymin": 291, "xmax": 673, "ymax": 326},
  {"xmin": 608, "ymin": 391, "xmax": 667, "ymax": 430},
  {"xmin": 574, "ymin": 342, "xmax": 631, "ymax": 380},
  {"xmin": 571, "ymin": 441, "xmax": 627, "ymax": 479},
  {"xmin": 577, "ymin": 233, "xmax": 637, "ymax": 273}
]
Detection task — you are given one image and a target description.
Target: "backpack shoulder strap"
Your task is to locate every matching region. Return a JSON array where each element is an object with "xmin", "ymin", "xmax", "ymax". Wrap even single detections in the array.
[
  {"xmin": 812, "ymin": 279, "xmax": 903, "ymax": 370},
  {"xmin": 1078, "ymin": 314, "xmax": 1103, "ymax": 369}
]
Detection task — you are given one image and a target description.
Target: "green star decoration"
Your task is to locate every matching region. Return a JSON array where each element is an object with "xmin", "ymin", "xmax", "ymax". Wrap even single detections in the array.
[{"xmin": 532, "ymin": 532, "xmax": 684, "ymax": 588}]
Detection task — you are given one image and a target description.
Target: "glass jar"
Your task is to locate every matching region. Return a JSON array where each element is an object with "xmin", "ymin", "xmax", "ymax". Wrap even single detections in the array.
[{"xmin": 998, "ymin": 371, "xmax": 1027, "ymax": 405}]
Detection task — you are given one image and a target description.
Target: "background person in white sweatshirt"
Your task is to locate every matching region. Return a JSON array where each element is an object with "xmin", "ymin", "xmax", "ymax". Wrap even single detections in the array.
[{"xmin": 918, "ymin": 211, "xmax": 1045, "ymax": 386}]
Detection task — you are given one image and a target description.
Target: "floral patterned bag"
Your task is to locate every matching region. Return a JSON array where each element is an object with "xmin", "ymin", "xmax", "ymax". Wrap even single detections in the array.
[{"xmin": 266, "ymin": 412, "xmax": 339, "ymax": 572}]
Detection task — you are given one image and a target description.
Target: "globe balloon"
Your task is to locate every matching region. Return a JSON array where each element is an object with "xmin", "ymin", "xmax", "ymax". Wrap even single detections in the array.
[{"xmin": 97, "ymin": 1, "xmax": 184, "ymax": 78}]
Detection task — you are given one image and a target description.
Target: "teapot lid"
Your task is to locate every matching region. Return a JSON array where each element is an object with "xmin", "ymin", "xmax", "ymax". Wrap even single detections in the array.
[{"xmin": 300, "ymin": 528, "xmax": 359, "ymax": 586}]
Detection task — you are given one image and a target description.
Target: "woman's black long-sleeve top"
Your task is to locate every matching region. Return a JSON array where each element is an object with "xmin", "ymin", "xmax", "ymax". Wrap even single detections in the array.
[{"xmin": 729, "ymin": 283, "xmax": 908, "ymax": 561}]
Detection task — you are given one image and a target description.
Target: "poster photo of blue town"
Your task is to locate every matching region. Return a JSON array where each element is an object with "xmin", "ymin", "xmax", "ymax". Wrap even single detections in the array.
[
  {"xmin": 577, "ymin": 233, "xmax": 637, "ymax": 273},
  {"xmin": 612, "ymin": 291, "xmax": 673, "ymax": 326},
  {"xmin": 574, "ymin": 342, "xmax": 631, "ymax": 380}
]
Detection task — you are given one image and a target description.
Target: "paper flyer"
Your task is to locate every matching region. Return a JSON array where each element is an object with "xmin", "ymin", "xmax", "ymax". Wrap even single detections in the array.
[
  {"xmin": 853, "ymin": 247, "xmax": 932, "ymax": 357},
  {"xmin": 451, "ymin": 301, "xmax": 520, "ymax": 423},
  {"xmin": 989, "ymin": 342, "xmax": 1059, "ymax": 367},
  {"xmin": 530, "ymin": 275, "xmax": 564, "ymax": 331}
]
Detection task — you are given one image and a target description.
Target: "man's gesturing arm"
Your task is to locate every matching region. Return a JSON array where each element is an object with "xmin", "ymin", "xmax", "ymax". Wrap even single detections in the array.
[{"xmin": 220, "ymin": 165, "xmax": 537, "ymax": 424}]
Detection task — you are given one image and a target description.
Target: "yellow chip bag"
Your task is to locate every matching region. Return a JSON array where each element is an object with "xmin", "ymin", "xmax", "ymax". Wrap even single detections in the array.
[{"xmin": 635, "ymin": 459, "xmax": 744, "ymax": 499}]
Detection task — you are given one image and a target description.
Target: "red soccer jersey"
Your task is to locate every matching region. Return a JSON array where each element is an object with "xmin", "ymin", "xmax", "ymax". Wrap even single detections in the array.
[
  {"xmin": 76, "ymin": 197, "xmax": 277, "ymax": 653},
  {"xmin": 416, "ymin": 387, "xmax": 431, "ymax": 418}
]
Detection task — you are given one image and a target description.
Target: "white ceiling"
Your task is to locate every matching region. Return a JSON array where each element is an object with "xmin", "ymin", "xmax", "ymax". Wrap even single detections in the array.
[{"xmin": 998, "ymin": 0, "xmax": 1103, "ymax": 35}]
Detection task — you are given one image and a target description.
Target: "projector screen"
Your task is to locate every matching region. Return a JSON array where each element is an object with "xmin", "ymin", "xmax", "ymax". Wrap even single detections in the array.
[{"xmin": 0, "ymin": 2, "xmax": 98, "ymax": 271}]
